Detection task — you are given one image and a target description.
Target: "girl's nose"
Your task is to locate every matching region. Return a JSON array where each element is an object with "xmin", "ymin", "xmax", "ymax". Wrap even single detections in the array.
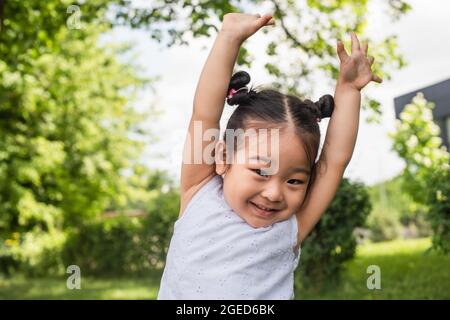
[{"xmin": 261, "ymin": 180, "xmax": 283, "ymax": 202}]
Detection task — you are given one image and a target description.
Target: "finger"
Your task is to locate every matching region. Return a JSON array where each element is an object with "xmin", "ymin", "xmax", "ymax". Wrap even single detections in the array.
[
  {"xmin": 367, "ymin": 56, "xmax": 374, "ymax": 66},
  {"xmin": 266, "ymin": 17, "xmax": 275, "ymax": 25},
  {"xmin": 372, "ymin": 74, "xmax": 383, "ymax": 83},
  {"xmin": 254, "ymin": 14, "xmax": 274, "ymax": 29},
  {"xmin": 351, "ymin": 32, "xmax": 360, "ymax": 54},
  {"xmin": 260, "ymin": 14, "xmax": 275, "ymax": 26},
  {"xmin": 361, "ymin": 42, "xmax": 368, "ymax": 55},
  {"xmin": 337, "ymin": 40, "xmax": 349, "ymax": 62}
]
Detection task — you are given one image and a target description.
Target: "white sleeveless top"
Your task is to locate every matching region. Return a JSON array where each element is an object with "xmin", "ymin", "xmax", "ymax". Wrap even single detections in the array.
[{"xmin": 157, "ymin": 175, "xmax": 301, "ymax": 300}]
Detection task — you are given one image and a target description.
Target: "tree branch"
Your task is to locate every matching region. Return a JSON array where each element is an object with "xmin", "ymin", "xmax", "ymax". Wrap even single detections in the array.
[{"xmin": 271, "ymin": 0, "xmax": 311, "ymax": 53}]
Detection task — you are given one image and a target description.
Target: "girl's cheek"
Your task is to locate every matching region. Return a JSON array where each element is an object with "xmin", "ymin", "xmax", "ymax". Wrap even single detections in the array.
[{"xmin": 288, "ymin": 191, "xmax": 305, "ymax": 208}]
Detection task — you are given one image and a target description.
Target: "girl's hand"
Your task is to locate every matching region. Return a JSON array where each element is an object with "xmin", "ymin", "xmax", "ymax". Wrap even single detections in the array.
[
  {"xmin": 220, "ymin": 12, "xmax": 275, "ymax": 44},
  {"xmin": 337, "ymin": 33, "xmax": 382, "ymax": 91}
]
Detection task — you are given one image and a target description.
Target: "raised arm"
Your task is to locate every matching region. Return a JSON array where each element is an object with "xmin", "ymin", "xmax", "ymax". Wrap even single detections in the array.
[
  {"xmin": 179, "ymin": 13, "xmax": 275, "ymax": 213},
  {"xmin": 296, "ymin": 33, "xmax": 382, "ymax": 245}
]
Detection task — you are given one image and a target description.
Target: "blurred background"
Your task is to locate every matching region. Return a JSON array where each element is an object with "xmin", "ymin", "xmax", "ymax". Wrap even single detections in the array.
[{"xmin": 0, "ymin": 0, "xmax": 449, "ymax": 299}]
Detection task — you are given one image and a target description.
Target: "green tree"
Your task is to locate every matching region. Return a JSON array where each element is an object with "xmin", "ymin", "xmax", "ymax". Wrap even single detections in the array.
[
  {"xmin": 0, "ymin": 1, "xmax": 159, "ymax": 273},
  {"xmin": 119, "ymin": 0, "xmax": 411, "ymax": 121},
  {"xmin": 390, "ymin": 93, "xmax": 450, "ymax": 253}
]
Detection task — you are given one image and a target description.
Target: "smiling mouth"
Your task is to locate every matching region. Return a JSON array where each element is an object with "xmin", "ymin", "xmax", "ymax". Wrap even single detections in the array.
[{"xmin": 249, "ymin": 201, "xmax": 280, "ymax": 216}]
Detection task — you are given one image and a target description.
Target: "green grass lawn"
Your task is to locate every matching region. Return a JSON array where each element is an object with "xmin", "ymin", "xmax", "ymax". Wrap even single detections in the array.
[
  {"xmin": 1, "ymin": 238, "xmax": 449, "ymax": 299},
  {"xmin": 0, "ymin": 270, "xmax": 163, "ymax": 300},
  {"xmin": 295, "ymin": 237, "xmax": 450, "ymax": 299}
]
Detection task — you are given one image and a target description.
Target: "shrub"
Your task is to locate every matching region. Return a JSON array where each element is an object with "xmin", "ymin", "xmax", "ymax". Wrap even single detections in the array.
[
  {"xmin": 367, "ymin": 207, "xmax": 402, "ymax": 242},
  {"xmin": 296, "ymin": 178, "xmax": 372, "ymax": 290},
  {"xmin": 61, "ymin": 185, "xmax": 180, "ymax": 277},
  {"xmin": 366, "ymin": 176, "xmax": 431, "ymax": 242},
  {"xmin": 428, "ymin": 169, "xmax": 450, "ymax": 253},
  {"xmin": 62, "ymin": 215, "xmax": 144, "ymax": 277},
  {"xmin": 0, "ymin": 229, "xmax": 66, "ymax": 277}
]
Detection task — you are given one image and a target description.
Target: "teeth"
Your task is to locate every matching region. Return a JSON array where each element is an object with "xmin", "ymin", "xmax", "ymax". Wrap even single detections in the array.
[{"xmin": 254, "ymin": 203, "xmax": 273, "ymax": 211}]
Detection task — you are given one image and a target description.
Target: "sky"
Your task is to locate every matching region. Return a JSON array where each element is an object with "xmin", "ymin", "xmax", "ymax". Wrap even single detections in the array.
[{"xmin": 108, "ymin": 0, "xmax": 450, "ymax": 186}]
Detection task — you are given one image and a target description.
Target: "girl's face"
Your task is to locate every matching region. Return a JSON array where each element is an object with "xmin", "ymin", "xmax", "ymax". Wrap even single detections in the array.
[{"xmin": 218, "ymin": 127, "xmax": 311, "ymax": 228}]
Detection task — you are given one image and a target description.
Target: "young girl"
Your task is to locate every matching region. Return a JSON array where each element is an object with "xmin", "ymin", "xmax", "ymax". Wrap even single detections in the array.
[{"xmin": 157, "ymin": 12, "xmax": 381, "ymax": 300}]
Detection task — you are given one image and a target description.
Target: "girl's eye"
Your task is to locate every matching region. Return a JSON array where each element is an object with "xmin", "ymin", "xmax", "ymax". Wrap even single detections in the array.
[
  {"xmin": 252, "ymin": 169, "xmax": 269, "ymax": 177},
  {"xmin": 288, "ymin": 179, "xmax": 305, "ymax": 185}
]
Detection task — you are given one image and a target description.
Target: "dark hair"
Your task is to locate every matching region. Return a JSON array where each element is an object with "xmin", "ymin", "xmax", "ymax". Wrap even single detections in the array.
[{"xmin": 224, "ymin": 70, "xmax": 334, "ymax": 195}]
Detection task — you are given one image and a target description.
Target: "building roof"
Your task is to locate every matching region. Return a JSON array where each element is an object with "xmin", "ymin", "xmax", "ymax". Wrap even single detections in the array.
[{"xmin": 394, "ymin": 78, "xmax": 450, "ymax": 119}]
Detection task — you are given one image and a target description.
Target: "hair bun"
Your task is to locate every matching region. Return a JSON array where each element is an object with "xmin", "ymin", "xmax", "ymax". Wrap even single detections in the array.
[
  {"xmin": 314, "ymin": 94, "xmax": 334, "ymax": 119},
  {"xmin": 228, "ymin": 70, "xmax": 251, "ymax": 91},
  {"xmin": 226, "ymin": 71, "xmax": 252, "ymax": 106}
]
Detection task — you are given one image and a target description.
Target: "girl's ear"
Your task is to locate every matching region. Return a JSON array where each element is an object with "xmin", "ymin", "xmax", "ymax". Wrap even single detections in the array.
[{"xmin": 214, "ymin": 140, "xmax": 230, "ymax": 175}]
